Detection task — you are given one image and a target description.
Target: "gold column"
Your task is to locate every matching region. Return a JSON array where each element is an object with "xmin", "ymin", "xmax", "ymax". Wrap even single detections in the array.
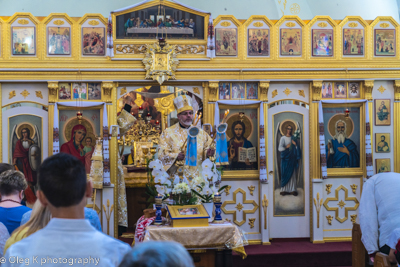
[
  {"xmin": 208, "ymin": 82, "xmax": 219, "ymax": 102},
  {"xmin": 48, "ymin": 82, "xmax": 58, "ymax": 157},
  {"xmin": 207, "ymin": 82, "xmax": 219, "ymax": 129},
  {"xmin": 259, "ymin": 81, "xmax": 269, "ymax": 102},
  {"xmin": 0, "ymin": 83, "xmax": 2, "ymax": 162},
  {"xmin": 394, "ymin": 80, "xmax": 400, "ymax": 173},
  {"xmin": 311, "ymin": 80, "xmax": 322, "ymax": 179},
  {"xmin": 364, "ymin": 80, "xmax": 374, "ymax": 179}
]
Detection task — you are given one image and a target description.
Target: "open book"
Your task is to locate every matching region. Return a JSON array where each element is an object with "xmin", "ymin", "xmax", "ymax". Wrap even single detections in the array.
[{"xmin": 238, "ymin": 147, "xmax": 257, "ymax": 163}]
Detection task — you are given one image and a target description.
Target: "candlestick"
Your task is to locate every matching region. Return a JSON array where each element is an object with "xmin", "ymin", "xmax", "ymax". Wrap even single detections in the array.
[
  {"xmin": 213, "ymin": 193, "xmax": 223, "ymax": 223},
  {"xmin": 154, "ymin": 194, "xmax": 163, "ymax": 225}
]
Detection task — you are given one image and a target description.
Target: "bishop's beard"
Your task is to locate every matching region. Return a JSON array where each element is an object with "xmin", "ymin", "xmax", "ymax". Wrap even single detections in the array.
[{"xmin": 333, "ymin": 132, "xmax": 346, "ymax": 144}]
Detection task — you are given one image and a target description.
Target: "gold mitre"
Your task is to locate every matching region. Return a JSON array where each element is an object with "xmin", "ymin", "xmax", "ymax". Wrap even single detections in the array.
[{"xmin": 173, "ymin": 95, "xmax": 193, "ymax": 114}]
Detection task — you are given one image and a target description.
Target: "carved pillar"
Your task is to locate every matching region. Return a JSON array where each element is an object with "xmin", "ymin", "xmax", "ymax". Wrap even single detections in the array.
[
  {"xmin": 394, "ymin": 81, "xmax": 400, "ymax": 173},
  {"xmin": 208, "ymin": 82, "xmax": 219, "ymax": 102},
  {"xmin": 48, "ymin": 82, "xmax": 58, "ymax": 103},
  {"xmin": 364, "ymin": 80, "xmax": 374, "ymax": 101},
  {"xmin": 259, "ymin": 81, "xmax": 270, "ymax": 102},
  {"xmin": 312, "ymin": 80, "xmax": 322, "ymax": 101},
  {"xmin": 102, "ymin": 82, "xmax": 114, "ymax": 103}
]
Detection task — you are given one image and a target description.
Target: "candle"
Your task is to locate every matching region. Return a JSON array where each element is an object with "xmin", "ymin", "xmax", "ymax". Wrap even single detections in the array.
[{"xmin": 156, "ymin": 120, "xmax": 159, "ymax": 125}]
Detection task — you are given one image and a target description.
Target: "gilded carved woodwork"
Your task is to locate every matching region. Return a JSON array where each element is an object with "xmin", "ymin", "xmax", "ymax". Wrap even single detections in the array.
[
  {"xmin": 364, "ymin": 80, "xmax": 374, "ymax": 101},
  {"xmin": 351, "ymin": 214, "xmax": 357, "ymax": 224},
  {"xmin": 221, "ymin": 188, "xmax": 259, "ymax": 226},
  {"xmin": 299, "ymin": 90, "xmax": 305, "ymax": 98},
  {"xmin": 120, "ymin": 87, "xmax": 127, "ymax": 96},
  {"xmin": 9, "ymin": 91, "xmax": 16, "ymax": 99},
  {"xmin": 326, "ymin": 215, "xmax": 333, "ymax": 225},
  {"xmin": 350, "ymin": 184, "xmax": 357, "ymax": 194},
  {"xmin": 18, "ymin": 19, "xmax": 29, "ymax": 25},
  {"xmin": 313, "ymin": 193, "xmax": 323, "ymax": 228},
  {"xmin": 53, "ymin": 20, "xmax": 64, "ymax": 25},
  {"xmin": 325, "ymin": 184, "xmax": 332, "ymax": 194},
  {"xmin": 103, "ymin": 199, "xmax": 114, "ymax": 236},
  {"xmin": 20, "ymin": 89, "xmax": 30, "ymax": 99},
  {"xmin": 323, "ymin": 185, "xmax": 359, "ymax": 223},
  {"xmin": 394, "ymin": 80, "xmax": 400, "ymax": 101},
  {"xmin": 224, "ymin": 185, "xmax": 232, "ymax": 196},
  {"xmin": 380, "ymin": 23, "xmax": 389, "ymax": 28},
  {"xmin": 48, "ymin": 81, "xmax": 58, "ymax": 103},
  {"xmin": 348, "ymin": 22, "xmax": 358, "ymax": 27},
  {"xmin": 248, "ymin": 185, "xmax": 255, "ymax": 196},
  {"xmin": 338, "ymin": 200, "xmax": 346, "ymax": 209},
  {"xmin": 220, "ymin": 21, "xmax": 231, "ymax": 27},
  {"xmin": 35, "ymin": 91, "xmax": 43, "ymax": 99},
  {"xmin": 253, "ymin": 22, "xmax": 263, "ymax": 27},
  {"xmin": 259, "ymin": 81, "xmax": 269, "ymax": 101},
  {"xmin": 248, "ymin": 218, "xmax": 256, "ymax": 228},
  {"xmin": 116, "ymin": 44, "xmax": 147, "ymax": 54},
  {"xmin": 283, "ymin": 88, "xmax": 292, "ymax": 96},
  {"xmin": 262, "ymin": 194, "xmax": 268, "ymax": 230},
  {"xmin": 272, "ymin": 89, "xmax": 278, "ymax": 98},
  {"xmin": 175, "ymin": 45, "xmax": 205, "ymax": 55},
  {"xmin": 312, "ymin": 80, "xmax": 323, "ymax": 101},
  {"xmin": 102, "ymin": 82, "xmax": 114, "ymax": 103},
  {"xmin": 208, "ymin": 82, "xmax": 219, "ymax": 102},
  {"xmin": 236, "ymin": 203, "xmax": 243, "ymax": 212},
  {"xmin": 88, "ymin": 20, "xmax": 100, "ymax": 26},
  {"xmin": 377, "ymin": 85, "xmax": 386, "ymax": 94},
  {"xmin": 286, "ymin": 22, "xmax": 296, "ymax": 27},
  {"xmin": 317, "ymin": 22, "xmax": 327, "ymax": 28}
]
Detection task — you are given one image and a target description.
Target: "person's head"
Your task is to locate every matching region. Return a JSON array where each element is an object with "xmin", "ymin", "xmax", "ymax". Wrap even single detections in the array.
[
  {"xmin": 382, "ymin": 101, "xmax": 385, "ymax": 105},
  {"xmin": 71, "ymin": 125, "xmax": 87, "ymax": 145},
  {"xmin": 85, "ymin": 137, "xmax": 92, "ymax": 147},
  {"xmin": 37, "ymin": 153, "xmax": 91, "ymax": 210},
  {"xmin": 286, "ymin": 125, "xmax": 293, "ymax": 136},
  {"xmin": 334, "ymin": 120, "xmax": 347, "ymax": 144},
  {"xmin": 21, "ymin": 128, "xmax": 30, "ymax": 140},
  {"xmin": 177, "ymin": 110, "xmax": 193, "ymax": 127},
  {"xmin": 0, "ymin": 163, "xmax": 14, "ymax": 176},
  {"xmin": 381, "ymin": 135, "xmax": 385, "ymax": 141},
  {"xmin": 0, "ymin": 170, "xmax": 27, "ymax": 199},
  {"xmin": 15, "ymin": 200, "xmax": 51, "ymax": 238},
  {"xmin": 231, "ymin": 121, "xmax": 246, "ymax": 140},
  {"xmin": 118, "ymin": 241, "xmax": 194, "ymax": 267}
]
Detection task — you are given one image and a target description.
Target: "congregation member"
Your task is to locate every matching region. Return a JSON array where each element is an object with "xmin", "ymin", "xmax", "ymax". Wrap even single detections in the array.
[
  {"xmin": 359, "ymin": 172, "xmax": 400, "ymax": 261},
  {"xmin": 0, "ymin": 170, "xmax": 31, "ymax": 234},
  {"xmin": 4, "ymin": 200, "xmax": 51, "ymax": 253},
  {"xmin": 20, "ymin": 205, "xmax": 102, "ymax": 231},
  {"xmin": 387, "ymin": 228, "xmax": 400, "ymax": 265},
  {"xmin": 119, "ymin": 241, "xmax": 194, "ymax": 267},
  {"xmin": 4, "ymin": 153, "xmax": 131, "ymax": 267},
  {"xmin": 0, "ymin": 222, "xmax": 9, "ymax": 257}
]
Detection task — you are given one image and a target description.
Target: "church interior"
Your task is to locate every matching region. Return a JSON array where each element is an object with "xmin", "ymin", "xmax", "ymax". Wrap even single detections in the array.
[{"xmin": 1, "ymin": 0, "xmax": 400, "ymax": 266}]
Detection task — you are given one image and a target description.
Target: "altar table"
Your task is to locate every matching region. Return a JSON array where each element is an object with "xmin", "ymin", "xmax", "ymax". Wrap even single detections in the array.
[{"xmin": 143, "ymin": 222, "xmax": 247, "ymax": 266}]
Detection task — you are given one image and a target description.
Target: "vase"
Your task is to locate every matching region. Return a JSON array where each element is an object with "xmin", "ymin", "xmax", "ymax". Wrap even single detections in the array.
[{"xmin": 203, "ymin": 202, "xmax": 214, "ymax": 222}]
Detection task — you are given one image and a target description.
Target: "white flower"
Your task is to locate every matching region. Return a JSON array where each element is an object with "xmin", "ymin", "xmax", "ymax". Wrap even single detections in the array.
[
  {"xmin": 152, "ymin": 169, "xmax": 162, "ymax": 177},
  {"xmin": 149, "ymin": 159, "xmax": 163, "ymax": 170},
  {"xmin": 155, "ymin": 185, "xmax": 166, "ymax": 196},
  {"xmin": 154, "ymin": 176, "xmax": 166, "ymax": 184},
  {"xmin": 161, "ymin": 171, "xmax": 169, "ymax": 179},
  {"xmin": 193, "ymin": 185, "xmax": 203, "ymax": 193},
  {"xmin": 164, "ymin": 179, "xmax": 172, "ymax": 187},
  {"xmin": 202, "ymin": 169, "xmax": 214, "ymax": 181},
  {"xmin": 182, "ymin": 177, "xmax": 189, "ymax": 185},
  {"xmin": 193, "ymin": 176, "xmax": 205, "ymax": 186},
  {"xmin": 212, "ymin": 173, "xmax": 219, "ymax": 183},
  {"xmin": 202, "ymin": 159, "xmax": 213, "ymax": 171},
  {"xmin": 202, "ymin": 186, "xmax": 214, "ymax": 196},
  {"xmin": 172, "ymin": 182, "xmax": 190, "ymax": 194}
]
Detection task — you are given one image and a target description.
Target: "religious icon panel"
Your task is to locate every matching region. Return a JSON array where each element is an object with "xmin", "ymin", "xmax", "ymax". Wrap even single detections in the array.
[
  {"xmin": 82, "ymin": 27, "xmax": 105, "ymax": 56},
  {"xmin": 322, "ymin": 107, "xmax": 361, "ymax": 168},
  {"xmin": 343, "ymin": 28, "xmax": 364, "ymax": 55},
  {"xmin": 248, "ymin": 28, "xmax": 269, "ymax": 56},
  {"xmin": 59, "ymin": 109, "xmax": 101, "ymax": 174},
  {"xmin": 58, "ymin": 83, "xmax": 71, "ymax": 100},
  {"xmin": 219, "ymin": 107, "xmax": 258, "ymax": 171},
  {"xmin": 348, "ymin": 82, "xmax": 361, "ymax": 98},
  {"xmin": 215, "ymin": 28, "xmax": 237, "ymax": 56},
  {"xmin": 48, "ymin": 27, "xmax": 70, "ymax": 55},
  {"xmin": 231, "ymin": 83, "xmax": 245, "ymax": 100},
  {"xmin": 115, "ymin": 4, "xmax": 205, "ymax": 40},
  {"xmin": 246, "ymin": 83, "xmax": 258, "ymax": 99},
  {"xmin": 88, "ymin": 83, "xmax": 102, "ymax": 100},
  {"xmin": 321, "ymin": 82, "xmax": 333, "ymax": 99},
  {"xmin": 219, "ymin": 83, "xmax": 231, "ymax": 100},
  {"xmin": 375, "ymin": 29, "xmax": 395, "ymax": 56},
  {"xmin": 280, "ymin": 28, "xmax": 301, "ymax": 56},
  {"xmin": 72, "ymin": 83, "xmax": 87, "ymax": 100},
  {"xmin": 334, "ymin": 82, "xmax": 347, "ymax": 98},
  {"xmin": 376, "ymin": 158, "xmax": 390, "ymax": 173},
  {"xmin": 375, "ymin": 99, "xmax": 390, "ymax": 126},
  {"xmin": 312, "ymin": 29, "xmax": 333, "ymax": 56},
  {"xmin": 375, "ymin": 133, "xmax": 390, "ymax": 153},
  {"xmin": 273, "ymin": 112, "xmax": 304, "ymax": 216},
  {"xmin": 12, "ymin": 27, "xmax": 35, "ymax": 55}
]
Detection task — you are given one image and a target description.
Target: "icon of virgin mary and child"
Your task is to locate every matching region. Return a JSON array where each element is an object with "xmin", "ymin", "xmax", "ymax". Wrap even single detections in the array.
[{"xmin": 60, "ymin": 124, "xmax": 94, "ymax": 174}]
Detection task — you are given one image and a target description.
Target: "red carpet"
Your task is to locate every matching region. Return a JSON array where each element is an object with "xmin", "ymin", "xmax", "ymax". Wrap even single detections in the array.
[{"xmin": 233, "ymin": 239, "xmax": 352, "ymax": 267}]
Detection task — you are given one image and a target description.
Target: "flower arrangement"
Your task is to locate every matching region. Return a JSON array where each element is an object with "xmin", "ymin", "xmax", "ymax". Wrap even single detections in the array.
[{"xmin": 191, "ymin": 159, "xmax": 227, "ymax": 203}]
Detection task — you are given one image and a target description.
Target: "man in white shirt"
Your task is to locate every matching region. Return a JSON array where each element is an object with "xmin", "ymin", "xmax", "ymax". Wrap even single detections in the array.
[
  {"xmin": 359, "ymin": 172, "xmax": 400, "ymax": 261},
  {"xmin": 4, "ymin": 153, "xmax": 131, "ymax": 267}
]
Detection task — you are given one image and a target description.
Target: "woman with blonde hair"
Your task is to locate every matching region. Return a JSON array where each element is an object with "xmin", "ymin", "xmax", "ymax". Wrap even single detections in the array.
[{"xmin": 3, "ymin": 200, "xmax": 51, "ymax": 253}]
